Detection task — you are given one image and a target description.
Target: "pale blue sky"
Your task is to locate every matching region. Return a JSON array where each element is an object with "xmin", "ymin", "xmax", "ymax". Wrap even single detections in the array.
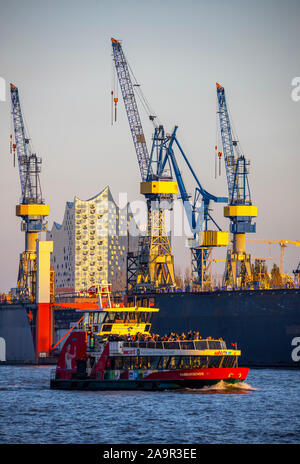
[{"xmin": 0, "ymin": 0, "xmax": 299, "ymax": 291}]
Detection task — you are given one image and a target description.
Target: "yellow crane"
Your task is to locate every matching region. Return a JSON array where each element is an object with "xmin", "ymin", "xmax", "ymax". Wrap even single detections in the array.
[{"xmin": 246, "ymin": 239, "xmax": 300, "ymax": 275}]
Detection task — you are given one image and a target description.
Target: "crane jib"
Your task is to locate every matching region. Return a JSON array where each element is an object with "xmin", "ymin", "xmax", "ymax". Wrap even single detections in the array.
[
  {"xmin": 10, "ymin": 84, "xmax": 43, "ymax": 205},
  {"xmin": 216, "ymin": 86, "xmax": 237, "ymax": 202},
  {"xmin": 111, "ymin": 39, "xmax": 151, "ymax": 182},
  {"xmin": 10, "ymin": 86, "xmax": 31, "ymax": 200}
]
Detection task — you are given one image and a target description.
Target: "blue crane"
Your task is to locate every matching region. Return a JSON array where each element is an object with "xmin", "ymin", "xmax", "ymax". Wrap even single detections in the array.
[
  {"xmin": 216, "ymin": 83, "xmax": 257, "ymax": 288},
  {"xmin": 111, "ymin": 38, "xmax": 177, "ymax": 291},
  {"xmin": 165, "ymin": 126, "xmax": 228, "ymax": 289}
]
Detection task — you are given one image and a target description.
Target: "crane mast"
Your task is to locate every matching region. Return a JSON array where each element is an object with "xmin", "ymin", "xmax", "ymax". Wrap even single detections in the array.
[
  {"xmin": 216, "ymin": 83, "xmax": 257, "ymax": 289},
  {"xmin": 111, "ymin": 39, "xmax": 177, "ymax": 291},
  {"xmin": 10, "ymin": 84, "xmax": 49, "ymax": 301}
]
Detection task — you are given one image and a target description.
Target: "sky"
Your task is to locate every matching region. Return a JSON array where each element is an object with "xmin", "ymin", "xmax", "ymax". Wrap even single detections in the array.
[{"xmin": 0, "ymin": 0, "xmax": 299, "ymax": 292}]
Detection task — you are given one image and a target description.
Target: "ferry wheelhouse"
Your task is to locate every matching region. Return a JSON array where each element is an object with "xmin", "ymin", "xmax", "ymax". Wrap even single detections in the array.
[{"xmin": 50, "ymin": 283, "xmax": 249, "ymax": 390}]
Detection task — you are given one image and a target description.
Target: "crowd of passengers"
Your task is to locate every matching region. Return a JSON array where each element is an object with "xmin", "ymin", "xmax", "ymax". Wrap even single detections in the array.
[{"xmin": 107, "ymin": 331, "xmax": 224, "ymax": 343}]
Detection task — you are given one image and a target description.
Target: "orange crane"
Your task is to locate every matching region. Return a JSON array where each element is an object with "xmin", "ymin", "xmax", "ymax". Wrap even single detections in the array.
[{"xmin": 246, "ymin": 239, "xmax": 300, "ymax": 274}]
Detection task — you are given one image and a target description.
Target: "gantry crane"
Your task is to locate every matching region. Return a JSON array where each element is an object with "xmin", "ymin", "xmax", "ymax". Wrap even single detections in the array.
[
  {"xmin": 246, "ymin": 238, "xmax": 300, "ymax": 275},
  {"xmin": 164, "ymin": 126, "xmax": 228, "ymax": 290},
  {"xmin": 10, "ymin": 84, "xmax": 49, "ymax": 301},
  {"xmin": 216, "ymin": 83, "xmax": 257, "ymax": 289},
  {"xmin": 111, "ymin": 38, "xmax": 177, "ymax": 291}
]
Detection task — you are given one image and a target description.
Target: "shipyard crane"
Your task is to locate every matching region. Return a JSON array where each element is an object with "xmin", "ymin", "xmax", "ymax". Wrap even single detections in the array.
[
  {"xmin": 216, "ymin": 83, "xmax": 257, "ymax": 289},
  {"xmin": 10, "ymin": 84, "xmax": 49, "ymax": 301},
  {"xmin": 111, "ymin": 38, "xmax": 177, "ymax": 291},
  {"xmin": 246, "ymin": 238, "xmax": 300, "ymax": 275},
  {"xmin": 164, "ymin": 126, "xmax": 228, "ymax": 290}
]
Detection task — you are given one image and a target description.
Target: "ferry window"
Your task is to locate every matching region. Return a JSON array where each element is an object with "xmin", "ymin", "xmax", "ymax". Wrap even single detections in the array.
[
  {"xmin": 222, "ymin": 356, "xmax": 229, "ymax": 367},
  {"xmin": 168, "ymin": 356, "xmax": 180, "ymax": 369},
  {"xmin": 146, "ymin": 313, "xmax": 152, "ymax": 323},
  {"xmin": 189, "ymin": 356, "xmax": 207, "ymax": 368},
  {"xmin": 180, "ymin": 341, "xmax": 195, "ymax": 350},
  {"xmin": 165, "ymin": 341, "xmax": 180, "ymax": 350},
  {"xmin": 208, "ymin": 341, "xmax": 222, "ymax": 350},
  {"xmin": 158, "ymin": 356, "xmax": 170, "ymax": 370},
  {"xmin": 200, "ymin": 356, "xmax": 208, "ymax": 368},
  {"xmin": 223, "ymin": 356, "xmax": 235, "ymax": 368},
  {"xmin": 96, "ymin": 312, "xmax": 106, "ymax": 325},
  {"xmin": 83, "ymin": 313, "xmax": 89, "ymax": 327},
  {"xmin": 142, "ymin": 299, "xmax": 148, "ymax": 307},
  {"xmin": 137, "ymin": 356, "xmax": 149, "ymax": 369},
  {"xmin": 105, "ymin": 312, "xmax": 116, "ymax": 323},
  {"xmin": 123, "ymin": 357, "xmax": 136, "ymax": 369},
  {"xmin": 191, "ymin": 356, "xmax": 200, "ymax": 368},
  {"xmin": 180, "ymin": 356, "xmax": 192, "ymax": 369},
  {"xmin": 93, "ymin": 312, "xmax": 104, "ymax": 324},
  {"xmin": 139, "ymin": 312, "xmax": 146, "ymax": 323},
  {"xmin": 110, "ymin": 357, "xmax": 122, "ymax": 369},
  {"xmin": 125, "ymin": 312, "xmax": 137, "ymax": 323},
  {"xmin": 102, "ymin": 324, "xmax": 112, "ymax": 332},
  {"xmin": 194, "ymin": 341, "xmax": 208, "ymax": 350},
  {"xmin": 208, "ymin": 356, "xmax": 222, "ymax": 368},
  {"xmin": 150, "ymin": 356, "xmax": 160, "ymax": 370}
]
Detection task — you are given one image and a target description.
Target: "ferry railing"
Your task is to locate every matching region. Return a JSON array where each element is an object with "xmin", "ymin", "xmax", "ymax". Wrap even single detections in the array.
[{"xmin": 122, "ymin": 340, "xmax": 226, "ymax": 350}]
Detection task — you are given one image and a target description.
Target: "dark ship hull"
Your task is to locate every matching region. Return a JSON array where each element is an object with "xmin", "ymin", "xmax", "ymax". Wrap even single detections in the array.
[
  {"xmin": 147, "ymin": 288, "xmax": 300, "ymax": 368},
  {"xmin": 1, "ymin": 288, "xmax": 300, "ymax": 367},
  {"xmin": 0, "ymin": 303, "xmax": 36, "ymax": 363}
]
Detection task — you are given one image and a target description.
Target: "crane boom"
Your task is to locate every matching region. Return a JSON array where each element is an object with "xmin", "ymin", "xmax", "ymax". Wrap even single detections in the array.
[
  {"xmin": 111, "ymin": 38, "xmax": 151, "ymax": 182},
  {"xmin": 216, "ymin": 83, "xmax": 237, "ymax": 202},
  {"xmin": 10, "ymin": 84, "xmax": 43, "ymax": 203},
  {"xmin": 167, "ymin": 126, "xmax": 227, "ymax": 233}
]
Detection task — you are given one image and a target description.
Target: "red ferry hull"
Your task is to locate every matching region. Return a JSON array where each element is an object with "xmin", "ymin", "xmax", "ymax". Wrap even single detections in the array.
[{"xmin": 50, "ymin": 367, "xmax": 249, "ymax": 391}]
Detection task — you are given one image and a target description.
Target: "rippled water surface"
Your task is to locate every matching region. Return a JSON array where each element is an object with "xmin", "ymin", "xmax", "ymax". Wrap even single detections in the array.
[{"xmin": 0, "ymin": 366, "xmax": 299, "ymax": 444}]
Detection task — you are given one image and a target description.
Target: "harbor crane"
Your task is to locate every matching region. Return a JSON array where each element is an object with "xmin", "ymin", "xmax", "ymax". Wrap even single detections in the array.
[
  {"xmin": 164, "ymin": 126, "xmax": 228, "ymax": 290},
  {"xmin": 111, "ymin": 38, "xmax": 177, "ymax": 291},
  {"xmin": 216, "ymin": 83, "xmax": 257, "ymax": 289},
  {"xmin": 10, "ymin": 84, "xmax": 50, "ymax": 301},
  {"xmin": 10, "ymin": 84, "xmax": 53, "ymax": 358}
]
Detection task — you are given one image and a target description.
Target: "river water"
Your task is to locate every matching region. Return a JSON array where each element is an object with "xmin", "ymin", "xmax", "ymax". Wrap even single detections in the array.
[{"xmin": 0, "ymin": 366, "xmax": 299, "ymax": 444}]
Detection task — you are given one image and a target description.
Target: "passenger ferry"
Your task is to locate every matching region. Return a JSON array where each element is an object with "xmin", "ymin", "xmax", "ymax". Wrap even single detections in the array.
[{"xmin": 50, "ymin": 283, "xmax": 249, "ymax": 390}]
